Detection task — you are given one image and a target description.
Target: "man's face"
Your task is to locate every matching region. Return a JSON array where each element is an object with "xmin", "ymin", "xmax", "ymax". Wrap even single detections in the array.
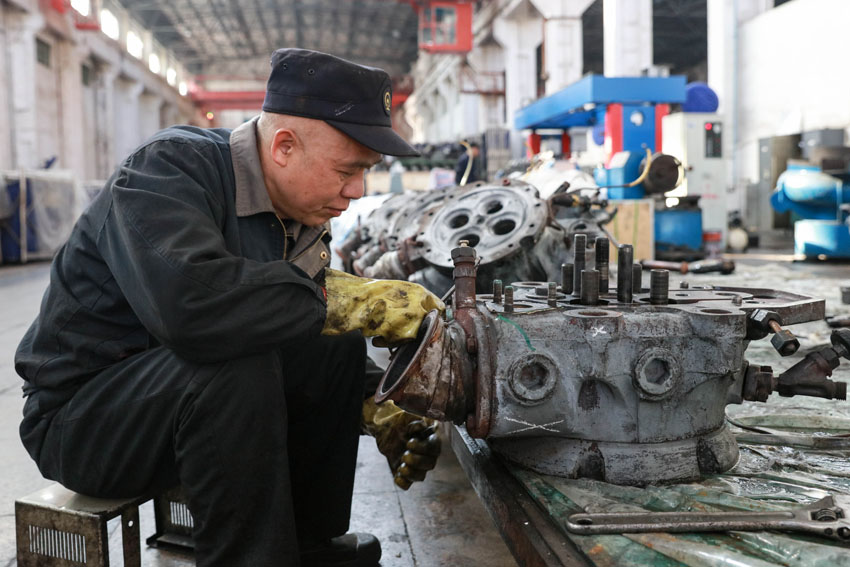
[{"xmin": 266, "ymin": 120, "xmax": 382, "ymax": 227}]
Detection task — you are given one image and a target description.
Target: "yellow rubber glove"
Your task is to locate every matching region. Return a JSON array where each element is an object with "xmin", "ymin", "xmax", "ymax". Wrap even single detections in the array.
[
  {"xmin": 321, "ymin": 268, "xmax": 445, "ymax": 343},
  {"xmin": 362, "ymin": 398, "xmax": 442, "ymax": 490}
]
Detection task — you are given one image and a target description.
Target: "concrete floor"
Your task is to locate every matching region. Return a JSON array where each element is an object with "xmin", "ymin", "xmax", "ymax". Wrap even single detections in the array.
[{"xmin": 0, "ymin": 262, "xmax": 516, "ymax": 567}]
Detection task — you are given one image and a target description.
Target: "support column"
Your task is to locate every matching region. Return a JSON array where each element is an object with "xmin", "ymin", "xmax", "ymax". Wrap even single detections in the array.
[
  {"xmin": 0, "ymin": 4, "xmax": 12, "ymax": 169},
  {"xmin": 160, "ymin": 102, "xmax": 179, "ymax": 129},
  {"xmin": 532, "ymin": 0, "xmax": 595, "ymax": 94},
  {"xmin": 138, "ymin": 91, "xmax": 164, "ymax": 142},
  {"xmin": 493, "ymin": 0, "xmax": 543, "ymax": 158},
  {"xmin": 4, "ymin": 9, "xmax": 44, "ymax": 169},
  {"xmin": 707, "ymin": 0, "xmax": 773, "ymax": 216},
  {"xmin": 603, "ymin": 0, "xmax": 652, "ymax": 77},
  {"xmin": 112, "ymin": 77, "xmax": 144, "ymax": 167},
  {"xmin": 93, "ymin": 64, "xmax": 117, "ymax": 179},
  {"xmin": 57, "ymin": 40, "xmax": 87, "ymax": 179}
]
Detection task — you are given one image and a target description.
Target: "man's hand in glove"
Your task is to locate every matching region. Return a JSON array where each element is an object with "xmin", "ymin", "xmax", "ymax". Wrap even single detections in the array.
[
  {"xmin": 362, "ymin": 398, "xmax": 441, "ymax": 490},
  {"xmin": 321, "ymin": 268, "xmax": 444, "ymax": 344}
]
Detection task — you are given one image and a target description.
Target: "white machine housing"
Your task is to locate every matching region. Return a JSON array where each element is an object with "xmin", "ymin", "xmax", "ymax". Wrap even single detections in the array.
[{"xmin": 662, "ymin": 112, "xmax": 728, "ymax": 247}]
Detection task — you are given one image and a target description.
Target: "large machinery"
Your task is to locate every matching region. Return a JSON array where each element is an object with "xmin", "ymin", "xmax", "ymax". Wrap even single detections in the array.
[
  {"xmin": 771, "ymin": 150, "xmax": 850, "ymax": 258},
  {"xmin": 376, "ymin": 240, "xmax": 846, "ymax": 486},
  {"xmin": 514, "ymin": 76, "xmax": 727, "ymax": 260},
  {"xmin": 514, "ymin": 75, "xmax": 685, "ymax": 201}
]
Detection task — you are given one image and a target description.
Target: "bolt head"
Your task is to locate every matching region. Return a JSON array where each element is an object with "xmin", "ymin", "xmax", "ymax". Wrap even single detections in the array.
[
  {"xmin": 771, "ymin": 329, "xmax": 800, "ymax": 356},
  {"xmin": 451, "ymin": 246, "xmax": 476, "ymax": 260},
  {"xmin": 831, "ymin": 329, "xmax": 850, "ymax": 359},
  {"xmin": 750, "ymin": 308, "xmax": 782, "ymax": 329}
]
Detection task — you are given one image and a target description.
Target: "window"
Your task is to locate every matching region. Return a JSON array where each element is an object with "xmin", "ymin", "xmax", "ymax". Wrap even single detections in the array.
[
  {"xmin": 70, "ymin": 0, "xmax": 90, "ymax": 17},
  {"xmin": 126, "ymin": 31, "xmax": 143, "ymax": 59},
  {"xmin": 81, "ymin": 63, "xmax": 92, "ymax": 86},
  {"xmin": 100, "ymin": 9, "xmax": 119, "ymax": 40},
  {"xmin": 149, "ymin": 53, "xmax": 161, "ymax": 74},
  {"xmin": 36, "ymin": 38, "xmax": 51, "ymax": 67},
  {"xmin": 434, "ymin": 7, "xmax": 456, "ymax": 46},
  {"xmin": 166, "ymin": 67, "xmax": 177, "ymax": 86},
  {"xmin": 418, "ymin": 2, "xmax": 471, "ymax": 53}
]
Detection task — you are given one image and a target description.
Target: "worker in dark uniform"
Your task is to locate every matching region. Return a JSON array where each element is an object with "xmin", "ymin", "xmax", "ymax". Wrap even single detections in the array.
[
  {"xmin": 16, "ymin": 49, "xmax": 442, "ymax": 567},
  {"xmin": 454, "ymin": 141, "xmax": 483, "ymax": 185}
]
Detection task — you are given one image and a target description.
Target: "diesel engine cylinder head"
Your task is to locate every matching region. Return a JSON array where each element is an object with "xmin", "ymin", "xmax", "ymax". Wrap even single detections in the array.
[{"xmin": 378, "ymin": 244, "xmax": 829, "ymax": 486}]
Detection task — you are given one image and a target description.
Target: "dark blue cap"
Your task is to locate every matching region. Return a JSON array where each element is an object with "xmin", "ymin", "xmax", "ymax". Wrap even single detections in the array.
[{"xmin": 262, "ymin": 48, "xmax": 419, "ymax": 157}]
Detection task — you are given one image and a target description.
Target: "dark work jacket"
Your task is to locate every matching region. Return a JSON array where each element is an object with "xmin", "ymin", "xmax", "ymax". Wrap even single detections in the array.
[
  {"xmin": 16, "ymin": 119, "xmax": 330, "ymax": 416},
  {"xmin": 454, "ymin": 153, "xmax": 483, "ymax": 185}
]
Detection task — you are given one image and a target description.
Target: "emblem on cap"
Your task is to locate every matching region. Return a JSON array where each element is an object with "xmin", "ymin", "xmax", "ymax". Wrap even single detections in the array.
[{"xmin": 383, "ymin": 90, "xmax": 392, "ymax": 116}]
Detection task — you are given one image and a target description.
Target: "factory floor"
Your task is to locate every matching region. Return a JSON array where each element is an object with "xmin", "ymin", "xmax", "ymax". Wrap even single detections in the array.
[
  {"xmin": 3, "ymin": 249, "xmax": 850, "ymax": 567},
  {"xmin": 0, "ymin": 262, "xmax": 515, "ymax": 567}
]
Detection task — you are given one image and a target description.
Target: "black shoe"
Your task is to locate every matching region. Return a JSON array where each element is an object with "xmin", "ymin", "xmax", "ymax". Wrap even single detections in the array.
[{"xmin": 299, "ymin": 532, "xmax": 382, "ymax": 567}]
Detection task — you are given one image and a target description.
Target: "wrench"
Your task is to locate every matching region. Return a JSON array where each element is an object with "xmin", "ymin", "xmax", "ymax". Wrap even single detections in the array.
[{"xmin": 566, "ymin": 495, "xmax": 850, "ymax": 543}]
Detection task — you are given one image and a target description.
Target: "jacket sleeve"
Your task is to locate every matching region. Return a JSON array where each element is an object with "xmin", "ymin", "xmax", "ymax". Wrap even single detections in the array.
[{"xmin": 96, "ymin": 137, "xmax": 327, "ymax": 363}]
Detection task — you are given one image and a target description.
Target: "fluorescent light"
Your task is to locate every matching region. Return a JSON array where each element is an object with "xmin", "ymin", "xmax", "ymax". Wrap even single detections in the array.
[
  {"xmin": 178, "ymin": 82, "xmax": 188, "ymax": 96},
  {"xmin": 127, "ymin": 31, "xmax": 143, "ymax": 59},
  {"xmin": 100, "ymin": 9, "xmax": 119, "ymax": 40},
  {"xmin": 71, "ymin": 0, "xmax": 90, "ymax": 17},
  {"xmin": 149, "ymin": 53, "xmax": 161, "ymax": 74},
  {"xmin": 166, "ymin": 67, "xmax": 177, "ymax": 85}
]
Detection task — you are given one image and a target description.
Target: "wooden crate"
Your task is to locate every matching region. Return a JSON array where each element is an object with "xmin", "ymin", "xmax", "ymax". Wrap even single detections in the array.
[{"xmin": 606, "ymin": 198, "xmax": 655, "ymax": 262}]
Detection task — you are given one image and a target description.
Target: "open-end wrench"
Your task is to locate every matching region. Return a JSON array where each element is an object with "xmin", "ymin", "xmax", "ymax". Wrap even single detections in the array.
[{"xmin": 566, "ymin": 495, "xmax": 850, "ymax": 543}]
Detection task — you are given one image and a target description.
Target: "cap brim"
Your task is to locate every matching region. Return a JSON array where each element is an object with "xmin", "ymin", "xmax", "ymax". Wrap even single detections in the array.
[{"xmin": 326, "ymin": 120, "xmax": 420, "ymax": 157}]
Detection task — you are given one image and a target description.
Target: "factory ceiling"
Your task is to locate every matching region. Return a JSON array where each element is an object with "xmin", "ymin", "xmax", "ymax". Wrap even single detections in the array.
[
  {"xmin": 583, "ymin": 0, "xmax": 708, "ymax": 81},
  {"xmin": 122, "ymin": 0, "xmax": 421, "ymax": 79},
  {"xmin": 123, "ymin": 0, "xmax": 708, "ymax": 84}
]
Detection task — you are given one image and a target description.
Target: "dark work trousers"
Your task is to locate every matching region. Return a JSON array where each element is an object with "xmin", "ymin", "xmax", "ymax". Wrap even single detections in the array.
[{"xmin": 20, "ymin": 332, "xmax": 367, "ymax": 567}]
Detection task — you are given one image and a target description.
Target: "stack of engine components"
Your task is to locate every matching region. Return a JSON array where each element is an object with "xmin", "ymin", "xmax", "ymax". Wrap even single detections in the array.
[
  {"xmin": 335, "ymin": 180, "xmax": 615, "ymax": 298},
  {"xmin": 376, "ymin": 238, "xmax": 848, "ymax": 486}
]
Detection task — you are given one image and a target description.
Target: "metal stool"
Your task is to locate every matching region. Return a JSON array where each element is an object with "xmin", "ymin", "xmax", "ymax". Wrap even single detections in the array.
[
  {"xmin": 15, "ymin": 483, "xmax": 147, "ymax": 567},
  {"xmin": 147, "ymin": 486, "xmax": 195, "ymax": 552}
]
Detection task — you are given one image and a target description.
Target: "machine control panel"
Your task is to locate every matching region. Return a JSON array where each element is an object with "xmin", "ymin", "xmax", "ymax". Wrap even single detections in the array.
[{"xmin": 705, "ymin": 122, "xmax": 722, "ymax": 158}]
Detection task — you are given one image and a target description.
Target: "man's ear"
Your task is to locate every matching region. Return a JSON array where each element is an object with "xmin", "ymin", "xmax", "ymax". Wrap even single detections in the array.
[{"xmin": 269, "ymin": 128, "xmax": 297, "ymax": 167}]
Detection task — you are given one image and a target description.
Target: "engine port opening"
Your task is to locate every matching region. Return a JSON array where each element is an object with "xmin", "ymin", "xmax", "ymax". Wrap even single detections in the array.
[
  {"xmin": 493, "ymin": 219, "xmax": 517, "ymax": 235},
  {"xmin": 449, "ymin": 214, "xmax": 469, "ymax": 229},
  {"xmin": 376, "ymin": 311, "xmax": 439, "ymax": 401}
]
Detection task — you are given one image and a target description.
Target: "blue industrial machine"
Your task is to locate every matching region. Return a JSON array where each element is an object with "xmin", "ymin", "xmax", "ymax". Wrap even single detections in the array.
[
  {"xmin": 771, "ymin": 160, "xmax": 850, "ymax": 258},
  {"xmin": 514, "ymin": 75, "xmax": 716, "ymax": 260},
  {"xmin": 514, "ymin": 74, "xmax": 686, "ymax": 200},
  {"xmin": 654, "ymin": 196, "xmax": 704, "ymax": 260}
]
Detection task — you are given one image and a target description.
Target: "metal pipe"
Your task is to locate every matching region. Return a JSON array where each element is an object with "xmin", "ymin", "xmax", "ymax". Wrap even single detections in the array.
[
  {"xmin": 595, "ymin": 236, "xmax": 610, "ymax": 294},
  {"xmin": 650, "ymin": 269, "xmax": 669, "ymax": 305},
  {"xmin": 617, "ymin": 244, "xmax": 634, "ymax": 303},
  {"xmin": 452, "ymin": 243, "xmax": 478, "ymax": 352}
]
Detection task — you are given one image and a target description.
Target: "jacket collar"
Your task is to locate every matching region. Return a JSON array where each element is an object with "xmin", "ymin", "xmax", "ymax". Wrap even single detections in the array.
[{"xmin": 231, "ymin": 116, "xmax": 278, "ymax": 218}]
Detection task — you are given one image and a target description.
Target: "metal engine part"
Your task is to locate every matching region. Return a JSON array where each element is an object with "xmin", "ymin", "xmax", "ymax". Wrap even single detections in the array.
[
  {"xmin": 376, "ymin": 241, "xmax": 837, "ymax": 486},
  {"xmin": 335, "ymin": 180, "xmax": 615, "ymax": 297}
]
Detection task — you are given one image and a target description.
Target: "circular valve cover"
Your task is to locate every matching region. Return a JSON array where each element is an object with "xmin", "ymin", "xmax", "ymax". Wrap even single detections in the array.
[{"xmin": 419, "ymin": 182, "xmax": 548, "ymax": 268}]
